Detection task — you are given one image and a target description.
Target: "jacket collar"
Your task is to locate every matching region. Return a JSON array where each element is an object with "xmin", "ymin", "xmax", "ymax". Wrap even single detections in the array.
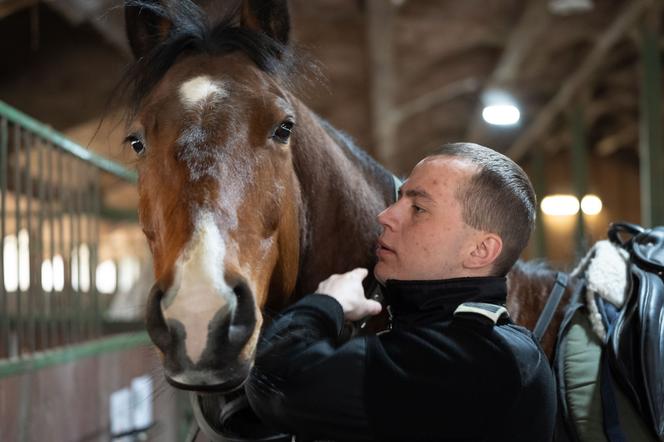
[{"xmin": 383, "ymin": 276, "xmax": 507, "ymax": 319}]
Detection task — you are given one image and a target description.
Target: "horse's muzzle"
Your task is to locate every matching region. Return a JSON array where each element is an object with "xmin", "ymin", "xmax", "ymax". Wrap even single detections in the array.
[{"xmin": 146, "ymin": 280, "xmax": 258, "ymax": 392}]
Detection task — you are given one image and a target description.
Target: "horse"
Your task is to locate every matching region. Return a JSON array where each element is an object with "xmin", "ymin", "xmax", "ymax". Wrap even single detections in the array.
[
  {"xmin": 122, "ymin": 0, "xmax": 397, "ymax": 393},
  {"xmin": 121, "ymin": 0, "xmax": 577, "ymax": 437}
]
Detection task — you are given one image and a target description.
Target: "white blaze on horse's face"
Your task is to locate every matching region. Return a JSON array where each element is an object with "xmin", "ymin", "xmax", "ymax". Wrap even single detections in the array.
[
  {"xmin": 162, "ymin": 211, "xmax": 235, "ymax": 364},
  {"xmin": 179, "ymin": 75, "xmax": 229, "ymax": 108}
]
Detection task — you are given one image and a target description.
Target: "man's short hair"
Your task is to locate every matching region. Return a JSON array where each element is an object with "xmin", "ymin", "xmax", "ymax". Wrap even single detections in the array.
[{"xmin": 431, "ymin": 142, "xmax": 536, "ymax": 276}]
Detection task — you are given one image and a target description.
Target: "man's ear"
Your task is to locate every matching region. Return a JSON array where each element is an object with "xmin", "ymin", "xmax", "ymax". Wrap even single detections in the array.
[{"xmin": 464, "ymin": 233, "xmax": 503, "ymax": 270}]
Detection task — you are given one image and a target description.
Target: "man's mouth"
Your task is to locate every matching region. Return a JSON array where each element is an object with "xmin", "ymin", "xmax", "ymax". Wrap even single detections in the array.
[{"xmin": 377, "ymin": 239, "xmax": 395, "ymax": 255}]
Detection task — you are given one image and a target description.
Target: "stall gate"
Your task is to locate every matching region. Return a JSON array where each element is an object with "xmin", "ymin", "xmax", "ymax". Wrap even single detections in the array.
[{"xmin": 0, "ymin": 101, "xmax": 183, "ymax": 441}]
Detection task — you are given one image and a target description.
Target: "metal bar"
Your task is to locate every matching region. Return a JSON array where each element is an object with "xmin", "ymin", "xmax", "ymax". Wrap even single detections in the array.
[
  {"xmin": 47, "ymin": 141, "xmax": 56, "ymax": 347},
  {"xmin": 14, "ymin": 123, "xmax": 22, "ymax": 357},
  {"xmin": 67, "ymin": 156, "xmax": 77, "ymax": 343},
  {"xmin": 92, "ymin": 166, "xmax": 100, "ymax": 337},
  {"xmin": 639, "ymin": 21, "xmax": 664, "ymax": 226},
  {"xmin": 57, "ymin": 150, "xmax": 68, "ymax": 345},
  {"xmin": 37, "ymin": 137, "xmax": 46, "ymax": 349},
  {"xmin": 70, "ymin": 158, "xmax": 78, "ymax": 341},
  {"xmin": 25, "ymin": 129, "xmax": 35, "ymax": 354},
  {"xmin": 86, "ymin": 165, "xmax": 95, "ymax": 338},
  {"xmin": 82, "ymin": 168, "xmax": 89, "ymax": 339},
  {"xmin": 99, "ymin": 207, "xmax": 139, "ymax": 222},
  {"xmin": 0, "ymin": 101, "xmax": 137, "ymax": 183},
  {"xmin": 74, "ymin": 159, "xmax": 82, "ymax": 340},
  {"xmin": 0, "ymin": 332, "xmax": 150, "ymax": 378},
  {"xmin": 569, "ymin": 104, "xmax": 588, "ymax": 258},
  {"xmin": 0, "ymin": 117, "xmax": 7, "ymax": 358}
]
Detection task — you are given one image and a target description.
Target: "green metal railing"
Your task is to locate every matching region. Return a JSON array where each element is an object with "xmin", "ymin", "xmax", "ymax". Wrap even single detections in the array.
[{"xmin": 0, "ymin": 100, "xmax": 138, "ymax": 360}]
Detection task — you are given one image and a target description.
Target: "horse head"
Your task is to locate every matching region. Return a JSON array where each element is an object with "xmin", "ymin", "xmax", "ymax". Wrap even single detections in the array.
[
  {"xmin": 123, "ymin": 0, "xmax": 309, "ymax": 392},
  {"xmin": 124, "ymin": 0, "xmax": 394, "ymax": 394}
]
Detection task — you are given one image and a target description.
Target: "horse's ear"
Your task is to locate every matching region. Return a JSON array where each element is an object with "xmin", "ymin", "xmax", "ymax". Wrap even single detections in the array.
[
  {"xmin": 125, "ymin": 0, "xmax": 173, "ymax": 60},
  {"xmin": 240, "ymin": 0, "xmax": 290, "ymax": 45}
]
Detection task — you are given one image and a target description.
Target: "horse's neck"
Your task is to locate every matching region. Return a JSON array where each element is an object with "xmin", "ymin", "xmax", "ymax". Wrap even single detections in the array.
[{"xmin": 290, "ymin": 102, "xmax": 395, "ymax": 297}]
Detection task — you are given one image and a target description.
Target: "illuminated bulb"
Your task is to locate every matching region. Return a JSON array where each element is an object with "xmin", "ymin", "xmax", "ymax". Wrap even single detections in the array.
[
  {"xmin": 482, "ymin": 104, "xmax": 520, "ymax": 125},
  {"xmin": 541, "ymin": 195, "xmax": 579, "ymax": 216},
  {"xmin": 581, "ymin": 194, "xmax": 602, "ymax": 215}
]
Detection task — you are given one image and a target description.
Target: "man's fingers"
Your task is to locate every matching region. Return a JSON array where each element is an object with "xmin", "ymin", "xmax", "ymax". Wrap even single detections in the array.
[{"xmin": 366, "ymin": 299, "xmax": 382, "ymax": 316}]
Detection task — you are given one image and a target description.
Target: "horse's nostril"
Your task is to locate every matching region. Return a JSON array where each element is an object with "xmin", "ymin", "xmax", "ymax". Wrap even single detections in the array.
[
  {"xmin": 228, "ymin": 278, "xmax": 256, "ymax": 346},
  {"xmin": 228, "ymin": 323, "xmax": 251, "ymax": 345},
  {"xmin": 232, "ymin": 278, "xmax": 251, "ymax": 300},
  {"xmin": 146, "ymin": 283, "xmax": 171, "ymax": 351}
]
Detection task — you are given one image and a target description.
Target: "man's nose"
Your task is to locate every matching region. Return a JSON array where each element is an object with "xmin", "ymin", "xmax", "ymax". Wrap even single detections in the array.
[{"xmin": 378, "ymin": 204, "xmax": 398, "ymax": 231}]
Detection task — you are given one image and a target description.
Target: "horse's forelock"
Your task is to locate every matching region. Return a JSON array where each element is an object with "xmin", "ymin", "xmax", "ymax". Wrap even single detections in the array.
[{"xmin": 119, "ymin": 0, "xmax": 313, "ymax": 121}]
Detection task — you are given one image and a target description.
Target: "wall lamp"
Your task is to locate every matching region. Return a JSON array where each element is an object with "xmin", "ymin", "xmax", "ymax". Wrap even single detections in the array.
[{"xmin": 541, "ymin": 194, "xmax": 602, "ymax": 216}]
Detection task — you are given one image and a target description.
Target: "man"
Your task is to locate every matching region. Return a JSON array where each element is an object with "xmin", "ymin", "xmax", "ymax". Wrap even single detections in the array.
[{"xmin": 246, "ymin": 143, "xmax": 556, "ymax": 441}]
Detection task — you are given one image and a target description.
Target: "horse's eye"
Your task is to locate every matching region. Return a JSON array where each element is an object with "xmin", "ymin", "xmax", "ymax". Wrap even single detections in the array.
[
  {"xmin": 125, "ymin": 135, "xmax": 145, "ymax": 155},
  {"xmin": 272, "ymin": 121, "xmax": 294, "ymax": 144}
]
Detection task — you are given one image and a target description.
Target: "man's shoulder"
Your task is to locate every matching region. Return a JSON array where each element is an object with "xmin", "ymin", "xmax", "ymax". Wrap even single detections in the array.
[
  {"xmin": 492, "ymin": 323, "xmax": 552, "ymax": 382},
  {"xmin": 363, "ymin": 319, "xmax": 545, "ymax": 440},
  {"xmin": 448, "ymin": 309, "xmax": 545, "ymax": 359},
  {"xmin": 492, "ymin": 322, "xmax": 545, "ymax": 359},
  {"xmin": 368, "ymin": 316, "xmax": 523, "ymax": 374}
]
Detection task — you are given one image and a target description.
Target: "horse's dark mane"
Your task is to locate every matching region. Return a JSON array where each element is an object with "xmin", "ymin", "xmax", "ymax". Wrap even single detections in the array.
[
  {"xmin": 317, "ymin": 117, "xmax": 397, "ymax": 187},
  {"xmin": 510, "ymin": 259, "xmax": 559, "ymax": 281},
  {"xmin": 121, "ymin": 0, "xmax": 308, "ymax": 116},
  {"xmin": 507, "ymin": 259, "xmax": 578, "ymax": 357}
]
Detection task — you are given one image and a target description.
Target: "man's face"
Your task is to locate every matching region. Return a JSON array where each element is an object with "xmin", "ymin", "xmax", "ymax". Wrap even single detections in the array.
[{"xmin": 374, "ymin": 157, "xmax": 480, "ymax": 282}]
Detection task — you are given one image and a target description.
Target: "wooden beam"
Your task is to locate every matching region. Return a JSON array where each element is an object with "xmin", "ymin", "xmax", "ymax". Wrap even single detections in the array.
[
  {"xmin": 585, "ymin": 92, "xmax": 635, "ymax": 126},
  {"xmin": 0, "ymin": 0, "xmax": 37, "ymax": 19},
  {"xmin": 46, "ymin": 0, "xmax": 131, "ymax": 56},
  {"xmin": 596, "ymin": 124, "xmax": 637, "ymax": 156},
  {"xmin": 392, "ymin": 77, "xmax": 481, "ymax": 125},
  {"xmin": 367, "ymin": 0, "xmax": 397, "ymax": 169},
  {"xmin": 535, "ymin": 94, "xmax": 635, "ymax": 156},
  {"xmin": 465, "ymin": 1, "xmax": 551, "ymax": 142},
  {"xmin": 506, "ymin": 0, "xmax": 653, "ymax": 161},
  {"xmin": 542, "ymin": 130, "xmax": 570, "ymax": 154}
]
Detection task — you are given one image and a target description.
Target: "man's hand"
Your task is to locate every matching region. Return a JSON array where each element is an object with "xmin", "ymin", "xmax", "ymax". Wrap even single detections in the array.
[{"xmin": 316, "ymin": 268, "xmax": 382, "ymax": 321}]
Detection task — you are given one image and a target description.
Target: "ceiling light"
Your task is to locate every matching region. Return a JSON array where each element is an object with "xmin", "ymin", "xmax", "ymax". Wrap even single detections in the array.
[
  {"xmin": 482, "ymin": 104, "xmax": 521, "ymax": 126},
  {"xmin": 481, "ymin": 90, "xmax": 521, "ymax": 126},
  {"xmin": 548, "ymin": 0, "xmax": 593, "ymax": 15}
]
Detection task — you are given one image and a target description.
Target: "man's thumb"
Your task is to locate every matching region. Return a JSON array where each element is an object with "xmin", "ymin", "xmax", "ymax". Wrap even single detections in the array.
[{"xmin": 366, "ymin": 299, "xmax": 382, "ymax": 316}]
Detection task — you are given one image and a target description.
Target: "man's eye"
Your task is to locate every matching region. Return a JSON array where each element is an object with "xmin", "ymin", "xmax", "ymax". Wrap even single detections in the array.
[{"xmin": 413, "ymin": 205, "xmax": 425, "ymax": 214}]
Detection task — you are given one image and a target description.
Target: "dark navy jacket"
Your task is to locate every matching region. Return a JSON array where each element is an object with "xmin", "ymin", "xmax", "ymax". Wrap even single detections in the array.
[{"xmin": 246, "ymin": 277, "xmax": 556, "ymax": 441}]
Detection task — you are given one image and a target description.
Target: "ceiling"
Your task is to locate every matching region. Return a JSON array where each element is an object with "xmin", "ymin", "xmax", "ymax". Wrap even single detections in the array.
[{"xmin": 0, "ymin": 0, "xmax": 661, "ymax": 260}]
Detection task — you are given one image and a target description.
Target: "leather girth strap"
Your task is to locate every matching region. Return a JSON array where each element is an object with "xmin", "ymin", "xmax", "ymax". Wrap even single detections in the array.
[{"xmin": 533, "ymin": 272, "xmax": 569, "ymax": 342}]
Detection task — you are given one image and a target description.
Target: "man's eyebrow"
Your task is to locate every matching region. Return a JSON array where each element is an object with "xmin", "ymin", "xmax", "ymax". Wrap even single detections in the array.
[{"xmin": 398, "ymin": 188, "xmax": 436, "ymax": 204}]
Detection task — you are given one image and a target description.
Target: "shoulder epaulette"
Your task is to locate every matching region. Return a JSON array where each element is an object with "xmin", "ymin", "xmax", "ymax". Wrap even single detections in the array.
[{"xmin": 453, "ymin": 302, "xmax": 509, "ymax": 325}]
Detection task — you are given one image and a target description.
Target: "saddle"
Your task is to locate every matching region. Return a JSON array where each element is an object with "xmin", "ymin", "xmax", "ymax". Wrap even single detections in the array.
[
  {"xmin": 552, "ymin": 222, "xmax": 664, "ymax": 442},
  {"xmin": 607, "ymin": 222, "xmax": 664, "ymax": 439}
]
